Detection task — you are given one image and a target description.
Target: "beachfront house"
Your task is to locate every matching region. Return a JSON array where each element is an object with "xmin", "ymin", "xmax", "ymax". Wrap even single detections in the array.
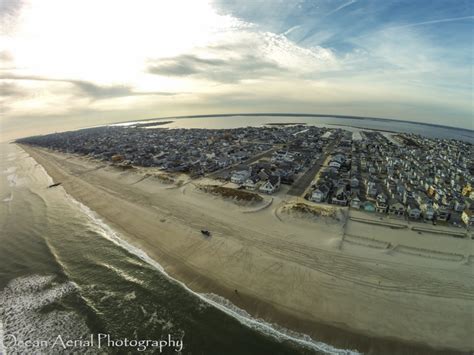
[
  {"xmin": 350, "ymin": 195, "xmax": 361, "ymax": 209},
  {"xmin": 259, "ymin": 175, "xmax": 281, "ymax": 194},
  {"xmin": 362, "ymin": 201, "xmax": 376, "ymax": 212},
  {"xmin": 243, "ymin": 175, "xmax": 260, "ymax": 190},
  {"xmin": 231, "ymin": 169, "xmax": 251, "ymax": 185},
  {"xmin": 311, "ymin": 185, "xmax": 329, "ymax": 203},
  {"xmin": 376, "ymin": 193, "xmax": 388, "ymax": 213},
  {"xmin": 435, "ymin": 205, "xmax": 451, "ymax": 222},
  {"xmin": 461, "ymin": 210, "xmax": 474, "ymax": 226},
  {"xmin": 388, "ymin": 200, "xmax": 406, "ymax": 216},
  {"xmin": 243, "ymin": 176, "xmax": 260, "ymax": 190},
  {"xmin": 407, "ymin": 203, "xmax": 421, "ymax": 219},
  {"xmin": 332, "ymin": 186, "xmax": 348, "ymax": 206},
  {"xmin": 421, "ymin": 204, "xmax": 435, "ymax": 220}
]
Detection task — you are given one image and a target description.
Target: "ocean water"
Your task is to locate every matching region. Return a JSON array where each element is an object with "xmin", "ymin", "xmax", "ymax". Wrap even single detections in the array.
[{"xmin": 0, "ymin": 143, "xmax": 359, "ymax": 354}]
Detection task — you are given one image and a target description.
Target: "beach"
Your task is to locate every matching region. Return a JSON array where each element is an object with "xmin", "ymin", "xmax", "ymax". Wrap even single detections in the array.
[{"xmin": 20, "ymin": 144, "xmax": 474, "ymax": 354}]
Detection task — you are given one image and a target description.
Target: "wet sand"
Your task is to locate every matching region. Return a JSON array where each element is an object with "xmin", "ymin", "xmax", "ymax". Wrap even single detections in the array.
[{"xmin": 20, "ymin": 144, "xmax": 474, "ymax": 354}]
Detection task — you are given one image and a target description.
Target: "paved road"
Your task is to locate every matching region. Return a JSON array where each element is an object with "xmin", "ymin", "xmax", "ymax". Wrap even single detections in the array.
[
  {"xmin": 207, "ymin": 147, "xmax": 276, "ymax": 179},
  {"xmin": 286, "ymin": 138, "xmax": 340, "ymax": 197}
]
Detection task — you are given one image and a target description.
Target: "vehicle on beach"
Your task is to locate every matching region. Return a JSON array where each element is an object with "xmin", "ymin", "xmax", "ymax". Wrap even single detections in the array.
[{"xmin": 201, "ymin": 229, "xmax": 211, "ymax": 237}]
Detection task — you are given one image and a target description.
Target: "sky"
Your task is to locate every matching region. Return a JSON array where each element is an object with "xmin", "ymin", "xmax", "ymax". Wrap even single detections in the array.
[{"xmin": 0, "ymin": 0, "xmax": 473, "ymax": 141}]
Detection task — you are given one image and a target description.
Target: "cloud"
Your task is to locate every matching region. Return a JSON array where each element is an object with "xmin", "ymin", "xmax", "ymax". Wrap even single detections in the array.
[
  {"xmin": 148, "ymin": 55, "xmax": 227, "ymax": 77},
  {"xmin": 384, "ymin": 15, "xmax": 474, "ymax": 30},
  {"xmin": 0, "ymin": 75, "xmax": 180, "ymax": 99},
  {"xmin": 147, "ymin": 51, "xmax": 285, "ymax": 83},
  {"xmin": 324, "ymin": 0, "xmax": 358, "ymax": 17},
  {"xmin": 0, "ymin": 0, "xmax": 24, "ymax": 34},
  {"xmin": 147, "ymin": 30, "xmax": 340, "ymax": 85},
  {"xmin": 0, "ymin": 81, "xmax": 26, "ymax": 97}
]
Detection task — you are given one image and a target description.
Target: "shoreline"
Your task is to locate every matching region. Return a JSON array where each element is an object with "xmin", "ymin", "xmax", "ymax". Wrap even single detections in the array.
[{"xmin": 19, "ymin": 144, "xmax": 473, "ymax": 354}]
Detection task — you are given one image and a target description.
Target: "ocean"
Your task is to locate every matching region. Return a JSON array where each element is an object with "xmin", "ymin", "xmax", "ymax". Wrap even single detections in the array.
[{"xmin": 0, "ymin": 141, "xmax": 359, "ymax": 354}]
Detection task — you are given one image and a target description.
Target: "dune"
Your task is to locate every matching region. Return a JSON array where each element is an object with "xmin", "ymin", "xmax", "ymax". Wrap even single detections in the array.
[{"xmin": 20, "ymin": 144, "xmax": 474, "ymax": 354}]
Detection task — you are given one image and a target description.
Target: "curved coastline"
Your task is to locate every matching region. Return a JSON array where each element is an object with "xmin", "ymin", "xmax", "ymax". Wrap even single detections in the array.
[{"xmin": 19, "ymin": 144, "xmax": 473, "ymax": 355}]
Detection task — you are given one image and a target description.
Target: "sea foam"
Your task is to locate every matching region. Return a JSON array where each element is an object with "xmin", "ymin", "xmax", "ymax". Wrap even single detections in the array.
[
  {"xmin": 0, "ymin": 275, "xmax": 91, "ymax": 354},
  {"xmin": 0, "ymin": 318, "xmax": 4, "ymax": 354}
]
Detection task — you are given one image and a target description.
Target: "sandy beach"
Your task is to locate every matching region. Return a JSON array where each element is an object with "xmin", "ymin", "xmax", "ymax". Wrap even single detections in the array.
[{"xmin": 20, "ymin": 144, "xmax": 474, "ymax": 354}]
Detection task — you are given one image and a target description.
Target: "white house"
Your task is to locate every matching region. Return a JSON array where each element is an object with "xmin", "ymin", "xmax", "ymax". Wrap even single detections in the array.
[
  {"xmin": 350, "ymin": 195, "xmax": 361, "ymax": 209},
  {"xmin": 388, "ymin": 200, "xmax": 405, "ymax": 216},
  {"xmin": 259, "ymin": 175, "xmax": 281, "ymax": 194},
  {"xmin": 243, "ymin": 176, "xmax": 259, "ymax": 190},
  {"xmin": 376, "ymin": 193, "xmax": 388, "ymax": 213},
  {"xmin": 231, "ymin": 169, "xmax": 251, "ymax": 184},
  {"xmin": 311, "ymin": 185, "xmax": 329, "ymax": 203}
]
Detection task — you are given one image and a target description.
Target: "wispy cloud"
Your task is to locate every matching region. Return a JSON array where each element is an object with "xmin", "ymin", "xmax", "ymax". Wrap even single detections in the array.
[
  {"xmin": 147, "ymin": 52, "xmax": 284, "ymax": 83},
  {"xmin": 0, "ymin": 75, "xmax": 181, "ymax": 99},
  {"xmin": 282, "ymin": 25, "xmax": 301, "ymax": 36},
  {"xmin": 384, "ymin": 15, "xmax": 474, "ymax": 30},
  {"xmin": 325, "ymin": 0, "xmax": 357, "ymax": 17}
]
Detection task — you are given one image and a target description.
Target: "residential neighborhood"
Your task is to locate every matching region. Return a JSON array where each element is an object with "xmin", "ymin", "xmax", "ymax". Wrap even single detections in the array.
[
  {"xmin": 306, "ymin": 130, "xmax": 474, "ymax": 227},
  {"xmin": 17, "ymin": 124, "xmax": 474, "ymax": 228}
]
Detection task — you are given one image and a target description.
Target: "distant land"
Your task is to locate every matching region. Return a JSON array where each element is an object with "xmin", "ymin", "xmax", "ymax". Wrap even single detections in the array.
[{"xmin": 114, "ymin": 113, "xmax": 474, "ymax": 133}]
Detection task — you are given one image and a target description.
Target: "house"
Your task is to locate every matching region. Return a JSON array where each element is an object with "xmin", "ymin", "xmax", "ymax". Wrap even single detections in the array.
[
  {"xmin": 421, "ymin": 204, "xmax": 435, "ymax": 220},
  {"xmin": 461, "ymin": 210, "xmax": 474, "ymax": 226},
  {"xmin": 350, "ymin": 177, "xmax": 359, "ymax": 188},
  {"xmin": 259, "ymin": 175, "xmax": 280, "ymax": 194},
  {"xmin": 376, "ymin": 193, "xmax": 388, "ymax": 213},
  {"xmin": 367, "ymin": 181, "xmax": 378, "ymax": 197},
  {"xmin": 331, "ymin": 154, "xmax": 345, "ymax": 165},
  {"xmin": 272, "ymin": 150, "xmax": 293, "ymax": 163},
  {"xmin": 257, "ymin": 169, "xmax": 270, "ymax": 181},
  {"xmin": 350, "ymin": 195, "xmax": 361, "ymax": 209},
  {"xmin": 388, "ymin": 200, "xmax": 405, "ymax": 216},
  {"xmin": 453, "ymin": 199, "xmax": 466, "ymax": 212},
  {"xmin": 407, "ymin": 203, "xmax": 421, "ymax": 219},
  {"xmin": 362, "ymin": 201, "xmax": 376, "ymax": 212},
  {"xmin": 436, "ymin": 205, "xmax": 451, "ymax": 222},
  {"xmin": 231, "ymin": 169, "xmax": 250, "ymax": 184},
  {"xmin": 329, "ymin": 161, "xmax": 342, "ymax": 169},
  {"xmin": 243, "ymin": 176, "xmax": 260, "ymax": 190},
  {"xmin": 311, "ymin": 185, "xmax": 329, "ymax": 203},
  {"xmin": 332, "ymin": 186, "xmax": 348, "ymax": 206}
]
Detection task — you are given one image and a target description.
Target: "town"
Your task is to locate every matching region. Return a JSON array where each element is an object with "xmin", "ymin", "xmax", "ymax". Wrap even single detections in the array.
[{"xmin": 17, "ymin": 124, "xmax": 474, "ymax": 228}]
